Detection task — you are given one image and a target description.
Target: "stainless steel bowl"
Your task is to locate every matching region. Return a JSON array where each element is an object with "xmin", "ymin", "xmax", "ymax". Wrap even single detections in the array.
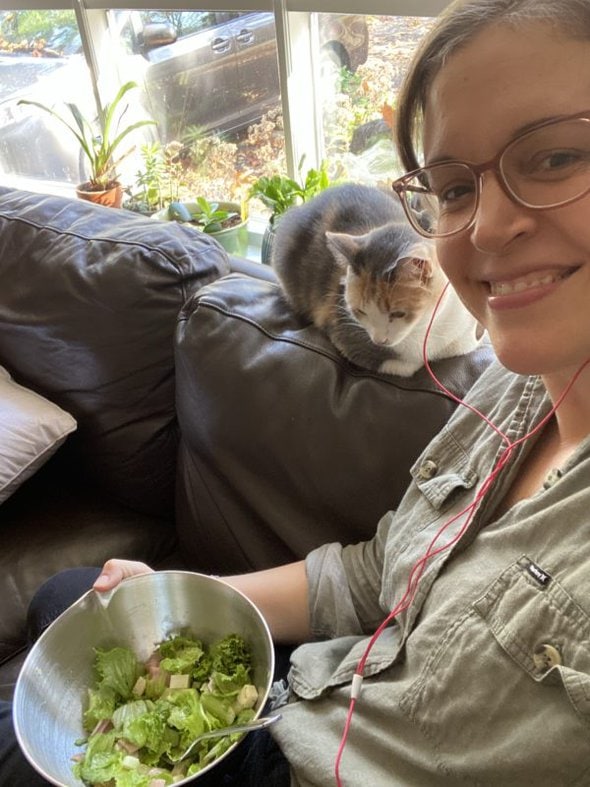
[{"xmin": 13, "ymin": 571, "xmax": 274, "ymax": 786}]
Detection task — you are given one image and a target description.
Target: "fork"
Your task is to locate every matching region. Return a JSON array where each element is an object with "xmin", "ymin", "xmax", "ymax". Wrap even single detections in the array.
[{"xmin": 168, "ymin": 713, "xmax": 282, "ymax": 763}]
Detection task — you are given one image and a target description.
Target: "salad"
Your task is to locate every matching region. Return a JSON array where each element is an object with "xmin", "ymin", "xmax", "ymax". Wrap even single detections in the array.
[{"xmin": 72, "ymin": 633, "xmax": 258, "ymax": 786}]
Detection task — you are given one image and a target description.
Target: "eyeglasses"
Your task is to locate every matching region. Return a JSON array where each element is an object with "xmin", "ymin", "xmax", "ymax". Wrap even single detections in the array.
[{"xmin": 391, "ymin": 110, "xmax": 590, "ymax": 239}]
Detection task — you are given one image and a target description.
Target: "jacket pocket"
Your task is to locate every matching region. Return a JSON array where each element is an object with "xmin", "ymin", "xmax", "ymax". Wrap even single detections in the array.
[
  {"xmin": 288, "ymin": 627, "xmax": 400, "ymax": 701},
  {"xmin": 409, "ymin": 427, "xmax": 478, "ymax": 514},
  {"xmin": 475, "ymin": 556, "xmax": 590, "ymax": 713},
  {"xmin": 400, "ymin": 556, "xmax": 590, "ymax": 786}
]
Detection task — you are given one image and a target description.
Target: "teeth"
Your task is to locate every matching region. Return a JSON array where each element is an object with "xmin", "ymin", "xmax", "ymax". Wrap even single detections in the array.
[{"xmin": 490, "ymin": 271, "xmax": 566, "ymax": 296}]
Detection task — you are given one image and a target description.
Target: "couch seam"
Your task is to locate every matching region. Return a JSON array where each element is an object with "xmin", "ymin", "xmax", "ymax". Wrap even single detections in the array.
[
  {"xmin": 194, "ymin": 296, "xmax": 457, "ymax": 399},
  {"xmin": 0, "ymin": 212, "xmax": 225, "ymax": 277}
]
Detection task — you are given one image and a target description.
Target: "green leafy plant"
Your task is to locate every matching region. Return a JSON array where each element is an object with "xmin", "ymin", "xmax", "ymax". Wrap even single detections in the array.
[
  {"xmin": 247, "ymin": 156, "xmax": 332, "ymax": 223},
  {"xmin": 167, "ymin": 197, "xmax": 241, "ymax": 234},
  {"xmin": 124, "ymin": 140, "xmax": 187, "ymax": 214},
  {"xmin": 18, "ymin": 81, "xmax": 156, "ymax": 191},
  {"xmin": 124, "ymin": 142, "xmax": 167, "ymax": 214}
]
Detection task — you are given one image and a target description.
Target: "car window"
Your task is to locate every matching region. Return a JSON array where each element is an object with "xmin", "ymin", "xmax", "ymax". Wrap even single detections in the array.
[{"xmin": 144, "ymin": 11, "xmax": 216, "ymax": 38}]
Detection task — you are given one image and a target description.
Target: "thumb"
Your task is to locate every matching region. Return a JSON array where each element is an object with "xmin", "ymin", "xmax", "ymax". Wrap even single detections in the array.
[{"xmin": 93, "ymin": 559, "xmax": 153, "ymax": 592}]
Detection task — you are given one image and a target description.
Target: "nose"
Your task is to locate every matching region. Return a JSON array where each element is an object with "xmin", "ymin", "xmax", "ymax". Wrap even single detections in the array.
[
  {"xmin": 469, "ymin": 171, "xmax": 537, "ymax": 254},
  {"xmin": 372, "ymin": 334, "xmax": 390, "ymax": 346}
]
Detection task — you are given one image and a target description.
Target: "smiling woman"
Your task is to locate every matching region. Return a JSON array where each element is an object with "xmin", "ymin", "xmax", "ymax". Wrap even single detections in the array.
[{"xmin": 412, "ymin": 21, "xmax": 590, "ymax": 379}]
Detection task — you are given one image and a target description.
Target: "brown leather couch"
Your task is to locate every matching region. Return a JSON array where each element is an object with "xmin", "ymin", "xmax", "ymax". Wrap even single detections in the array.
[{"xmin": 0, "ymin": 186, "xmax": 494, "ymax": 700}]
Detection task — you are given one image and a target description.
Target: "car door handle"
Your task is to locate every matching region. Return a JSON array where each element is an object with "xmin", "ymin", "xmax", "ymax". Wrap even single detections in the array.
[
  {"xmin": 235, "ymin": 29, "xmax": 254, "ymax": 45},
  {"xmin": 211, "ymin": 36, "xmax": 232, "ymax": 54}
]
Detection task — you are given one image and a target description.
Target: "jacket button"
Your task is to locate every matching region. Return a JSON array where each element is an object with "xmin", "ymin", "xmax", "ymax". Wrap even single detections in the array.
[
  {"xmin": 417, "ymin": 459, "xmax": 438, "ymax": 480},
  {"xmin": 543, "ymin": 468, "xmax": 563, "ymax": 489},
  {"xmin": 533, "ymin": 643, "xmax": 562, "ymax": 672}
]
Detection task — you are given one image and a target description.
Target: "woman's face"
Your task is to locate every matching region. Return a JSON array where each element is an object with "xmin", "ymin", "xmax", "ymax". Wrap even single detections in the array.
[{"xmin": 424, "ymin": 22, "xmax": 590, "ymax": 377}]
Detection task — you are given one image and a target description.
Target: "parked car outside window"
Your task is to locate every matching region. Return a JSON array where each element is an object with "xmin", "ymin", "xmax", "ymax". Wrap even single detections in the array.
[{"xmin": 0, "ymin": 9, "xmax": 369, "ymax": 182}]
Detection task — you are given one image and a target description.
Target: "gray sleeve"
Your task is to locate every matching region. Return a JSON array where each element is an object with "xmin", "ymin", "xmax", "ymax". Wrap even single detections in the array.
[{"xmin": 305, "ymin": 511, "xmax": 391, "ymax": 639}]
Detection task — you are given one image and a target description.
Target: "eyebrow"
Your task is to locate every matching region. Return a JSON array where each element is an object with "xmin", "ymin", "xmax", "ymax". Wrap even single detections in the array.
[{"xmin": 424, "ymin": 112, "xmax": 574, "ymax": 167}]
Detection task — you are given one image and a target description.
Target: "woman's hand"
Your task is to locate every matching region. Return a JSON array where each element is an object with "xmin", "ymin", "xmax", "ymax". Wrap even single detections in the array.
[{"xmin": 93, "ymin": 559, "xmax": 154, "ymax": 592}]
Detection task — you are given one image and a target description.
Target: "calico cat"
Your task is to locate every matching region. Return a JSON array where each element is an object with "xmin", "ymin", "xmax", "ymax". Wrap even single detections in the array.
[{"xmin": 271, "ymin": 182, "xmax": 483, "ymax": 377}]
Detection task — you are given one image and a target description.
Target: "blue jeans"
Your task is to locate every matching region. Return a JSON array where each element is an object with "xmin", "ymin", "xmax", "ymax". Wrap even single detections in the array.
[{"xmin": 0, "ymin": 567, "xmax": 291, "ymax": 786}]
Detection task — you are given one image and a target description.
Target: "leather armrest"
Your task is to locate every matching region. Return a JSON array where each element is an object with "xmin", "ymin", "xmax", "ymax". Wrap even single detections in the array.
[
  {"xmin": 174, "ymin": 273, "xmax": 495, "ymax": 572},
  {"xmin": 228, "ymin": 254, "xmax": 277, "ymax": 282}
]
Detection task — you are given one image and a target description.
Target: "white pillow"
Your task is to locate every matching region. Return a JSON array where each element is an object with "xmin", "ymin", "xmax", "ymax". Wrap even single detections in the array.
[{"xmin": 0, "ymin": 366, "xmax": 77, "ymax": 504}]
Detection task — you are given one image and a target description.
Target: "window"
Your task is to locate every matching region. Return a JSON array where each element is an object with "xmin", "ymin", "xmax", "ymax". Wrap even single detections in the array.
[
  {"xmin": 318, "ymin": 14, "xmax": 436, "ymax": 183},
  {"xmin": 0, "ymin": 4, "xmax": 443, "ymax": 221},
  {"xmin": 0, "ymin": 10, "xmax": 93, "ymax": 184}
]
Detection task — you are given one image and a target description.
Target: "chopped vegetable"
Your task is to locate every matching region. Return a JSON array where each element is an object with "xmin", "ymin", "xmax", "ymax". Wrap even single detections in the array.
[{"xmin": 73, "ymin": 634, "xmax": 258, "ymax": 786}]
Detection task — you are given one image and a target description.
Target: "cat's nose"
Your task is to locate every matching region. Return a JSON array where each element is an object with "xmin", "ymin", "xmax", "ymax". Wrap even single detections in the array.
[{"xmin": 373, "ymin": 335, "xmax": 390, "ymax": 346}]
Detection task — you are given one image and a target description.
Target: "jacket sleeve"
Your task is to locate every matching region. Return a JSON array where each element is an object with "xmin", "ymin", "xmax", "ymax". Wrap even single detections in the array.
[{"xmin": 305, "ymin": 511, "xmax": 392, "ymax": 639}]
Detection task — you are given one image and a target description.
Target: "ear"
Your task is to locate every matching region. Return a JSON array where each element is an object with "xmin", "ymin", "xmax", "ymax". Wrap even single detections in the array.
[
  {"xmin": 325, "ymin": 231, "xmax": 366, "ymax": 270},
  {"xmin": 397, "ymin": 241, "xmax": 435, "ymax": 284}
]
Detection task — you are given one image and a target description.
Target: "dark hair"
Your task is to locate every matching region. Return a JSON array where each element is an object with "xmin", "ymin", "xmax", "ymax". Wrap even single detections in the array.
[{"xmin": 395, "ymin": 0, "xmax": 590, "ymax": 172}]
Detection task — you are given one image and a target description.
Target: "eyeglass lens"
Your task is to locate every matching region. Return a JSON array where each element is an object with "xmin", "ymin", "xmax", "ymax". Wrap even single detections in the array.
[{"xmin": 398, "ymin": 117, "xmax": 590, "ymax": 238}]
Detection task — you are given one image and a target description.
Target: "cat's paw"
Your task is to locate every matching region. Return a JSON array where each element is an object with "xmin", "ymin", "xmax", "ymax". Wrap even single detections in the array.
[{"xmin": 378, "ymin": 358, "xmax": 423, "ymax": 377}]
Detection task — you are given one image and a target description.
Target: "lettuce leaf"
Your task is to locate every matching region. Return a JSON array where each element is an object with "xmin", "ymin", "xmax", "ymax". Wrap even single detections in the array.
[
  {"xmin": 158, "ymin": 635, "xmax": 211, "ymax": 678},
  {"xmin": 200, "ymin": 692, "xmax": 236, "ymax": 727},
  {"xmin": 94, "ymin": 647, "xmax": 140, "ymax": 699},
  {"xmin": 209, "ymin": 663, "xmax": 251, "ymax": 695},
  {"xmin": 83, "ymin": 684, "xmax": 117, "ymax": 732},
  {"xmin": 74, "ymin": 730, "xmax": 120, "ymax": 783}
]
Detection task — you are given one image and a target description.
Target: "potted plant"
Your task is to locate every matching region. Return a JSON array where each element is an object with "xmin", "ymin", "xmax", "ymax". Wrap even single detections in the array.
[
  {"xmin": 248, "ymin": 157, "xmax": 332, "ymax": 263},
  {"xmin": 123, "ymin": 142, "xmax": 173, "ymax": 216},
  {"xmin": 153, "ymin": 197, "xmax": 249, "ymax": 257},
  {"xmin": 18, "ymin": 81, "xmax": 156, "ymax": 208}
]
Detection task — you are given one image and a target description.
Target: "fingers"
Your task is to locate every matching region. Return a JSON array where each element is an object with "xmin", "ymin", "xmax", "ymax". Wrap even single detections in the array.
[{"xmin": 93, "ymin": 559, "xmax": 154, "ymax": 592}]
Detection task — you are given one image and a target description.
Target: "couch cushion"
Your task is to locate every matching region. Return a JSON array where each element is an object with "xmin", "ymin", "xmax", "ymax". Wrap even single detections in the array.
[
  {"xmin": 0, "ymin": 188, "xmax": 230, "ymax": 516},
  {"xmin": 174, "ymin": 273, "xmax": 495, "ymax": 573},
  {"xmin": 0, "ymin": 455, "xmax": 184, "ymax": 691},
  {"xmin": 0, "ymin": 366, "xmax": 76, "ymax": 503}
]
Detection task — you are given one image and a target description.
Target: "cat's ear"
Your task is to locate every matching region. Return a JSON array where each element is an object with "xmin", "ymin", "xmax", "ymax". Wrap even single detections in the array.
[
  {"xmin": 396, "ymin": 242, "xmax": 435, "ymax": 284},
  {"xmin": 325, "ymin": 231, "xmax": 365, "ymax": 270}
]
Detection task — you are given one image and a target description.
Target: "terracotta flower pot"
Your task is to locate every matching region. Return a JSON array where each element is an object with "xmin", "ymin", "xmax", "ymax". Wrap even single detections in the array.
[{"xmin": 76, "ymin": 182, "xmax": 123, "ymax": 209}]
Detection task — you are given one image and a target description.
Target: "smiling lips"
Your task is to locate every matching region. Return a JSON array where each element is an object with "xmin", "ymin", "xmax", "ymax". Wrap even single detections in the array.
[{"xmin": 488, "ymin": 267, "xmax": 576, "ymax": 297}]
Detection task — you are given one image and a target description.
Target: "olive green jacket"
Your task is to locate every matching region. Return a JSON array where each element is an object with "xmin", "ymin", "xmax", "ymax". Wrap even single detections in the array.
[{"xmin": 271, "ymin": 362, "xmax": 590, "ymax": 786}]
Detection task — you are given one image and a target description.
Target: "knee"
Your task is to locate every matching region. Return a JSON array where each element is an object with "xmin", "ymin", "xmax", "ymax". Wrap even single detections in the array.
[{"xmin": 26, "ymin": 567, "xmax": 101, "ymax": 643}]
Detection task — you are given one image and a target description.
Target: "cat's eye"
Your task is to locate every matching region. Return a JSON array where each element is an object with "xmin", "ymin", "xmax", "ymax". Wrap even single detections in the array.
[
  {"xmin": 390, "ymin": 310, "xmax": 406, "ymax": 321},
  {"xmin": 354, "ymin": 309, "xmax": 366, "ymax": 317}
]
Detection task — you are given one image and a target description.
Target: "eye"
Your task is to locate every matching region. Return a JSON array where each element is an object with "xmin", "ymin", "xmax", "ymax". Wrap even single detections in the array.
[
  {"xmin": 425, "ymin": 165, "xmax": 476, "ymax": 211},
  {"xmin": 389, "ymin": 310, "xmax": 406, "ymax": 321},
  {"xmin": 354, "ymin": 308, "xmax": 366, "ymax": 317},
  {"xmin": 438, "ymin": 182, "xmax": 475, "ymax": 207},
  {"xmin": 519, "ymin": 148, "xmax": 587, "ymax": 179}
]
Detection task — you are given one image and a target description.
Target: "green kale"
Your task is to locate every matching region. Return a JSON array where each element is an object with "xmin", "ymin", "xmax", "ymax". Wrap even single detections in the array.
[{"xmin": 210, "ymin": 634, "xmax": 252, "ymax": 676}]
